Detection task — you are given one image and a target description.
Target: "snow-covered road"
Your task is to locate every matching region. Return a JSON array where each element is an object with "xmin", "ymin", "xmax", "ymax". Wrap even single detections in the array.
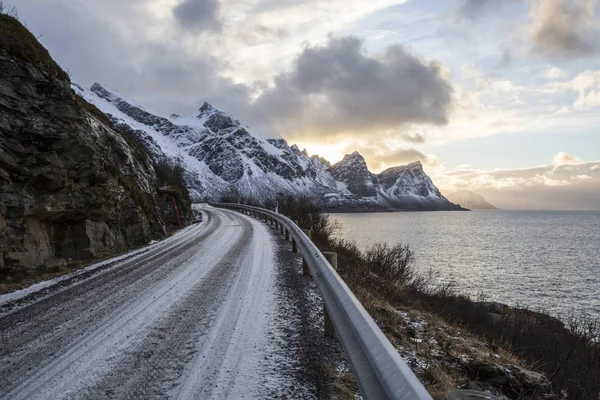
[{"xmin": 0, "ymin": 205, "xmax": 303, "ymax": 399}]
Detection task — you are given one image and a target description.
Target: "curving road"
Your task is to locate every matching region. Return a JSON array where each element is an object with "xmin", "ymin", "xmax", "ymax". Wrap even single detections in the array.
[{"xmin": 0, "ymin": 205, "xmax": 289, "ymax": 399}]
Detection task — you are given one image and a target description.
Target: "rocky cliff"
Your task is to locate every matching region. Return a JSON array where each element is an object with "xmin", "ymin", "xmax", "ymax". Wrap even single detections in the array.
[
  {"xmin": 75, "ymin": 83, "xmax": 464, "ymax": 212},
  {"xmin": 0, "ymin": 15, "xmax": 191, "ymax": 273}
]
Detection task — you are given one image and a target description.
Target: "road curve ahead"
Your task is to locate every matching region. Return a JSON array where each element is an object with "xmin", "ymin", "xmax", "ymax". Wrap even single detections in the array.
[{"xmin": 0, "ymin": 205, "xmax": 283, "ymax": 399}]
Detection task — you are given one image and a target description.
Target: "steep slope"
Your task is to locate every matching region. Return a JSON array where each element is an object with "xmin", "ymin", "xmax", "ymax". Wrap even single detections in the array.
[
  {"xmin": 331, "ymin": 152, "xmax": 379, "ymax": 197},
  {"xmin": 75, "ymin": 83, "xmax": 462, "ymax": 211},
  {"xmin": 0, "ymin": 15, "xmax": 191, "ymax": 273},
  {"xmin": 75, "ymin": 84, "xmax": 341, "ymax": 203},
  {"xmin": 446, "ymin": 190, "xmax": 498, "ymax": 210},
  {"xmin": 377, "ymin": 162, "xmax": 463, "ymax": 210}
]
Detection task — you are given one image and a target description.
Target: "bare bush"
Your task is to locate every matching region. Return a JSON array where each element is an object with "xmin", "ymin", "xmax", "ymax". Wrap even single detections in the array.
[
  {"xmin": 0, "ymin": 2, "xmax": 19, "ymax": 18},
  {"xmin": 219, "ymin": 186, "xmax": 241, "ymax": 203},
  {"xmin": 154, "ymin": 159, "xmax": 185, "ymax": 188},
  {"xmin": 365, "ymin": 243, "xmax": 416, "ymax": 286},
  {"xmin": 278, "ymin": 195, "xmax": 600, "ymax": 398}
]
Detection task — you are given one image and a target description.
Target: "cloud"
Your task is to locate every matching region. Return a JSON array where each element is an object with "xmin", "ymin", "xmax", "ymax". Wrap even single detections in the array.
[
  {"xmin": 172, "ymin": 0, "xmax": 222, "ymax": 32},
  {"xmin": 553, "ymin": 152, "xmax": 584, "ymax": 165},
  {"xmin": 436, "ymin": 160, "xmax": 600, "ymax": 209},
  {"xmin": 12, "ymin": 0, "xmax": 251, "ymax": 117},
  {"xmin": 354, "ymin": 147, "xmax": 440, "ymax": 172},
  {"xmin": 548, "ymin": 69, "xmax": 600, "ymax": 109},
  {"xmin": 529, "ymin": 0, "xmax": 598, "ymax": 58},
  {"xmin": 542, "ymin": 66, "xmax": 568, "ymax": 80},
  {"xmin": 249, "ymin": 36, "xmax": 454, "ymax": 139},
  {"xmin": 456, "ymin": 0, "xmax": 521, "ymax": 20}
]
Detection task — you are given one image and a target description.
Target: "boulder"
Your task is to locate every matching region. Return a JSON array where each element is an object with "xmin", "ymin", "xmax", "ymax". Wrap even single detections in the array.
[{"xmin": 466, "ymin": 362, "xmax": 553, "ymax": 398}]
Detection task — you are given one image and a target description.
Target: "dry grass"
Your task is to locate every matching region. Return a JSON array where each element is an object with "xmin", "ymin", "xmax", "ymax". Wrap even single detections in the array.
[
  {"xmin": 0, "ymin": 14, "xmax": 69, "ymax": 81},
  {"xmin": 304, "ymin": 213, "xmax": 599, "ymax": 398}
]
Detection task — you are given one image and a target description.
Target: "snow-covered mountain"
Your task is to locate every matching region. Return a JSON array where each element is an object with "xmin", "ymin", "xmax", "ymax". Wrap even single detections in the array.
[
  {"xmin": 446, "ymin": 190, "xmax": 498, "ymax": 210},
  {"xmin": 74, "ymin": 83, "xmax": 463, "ymax": 211}
]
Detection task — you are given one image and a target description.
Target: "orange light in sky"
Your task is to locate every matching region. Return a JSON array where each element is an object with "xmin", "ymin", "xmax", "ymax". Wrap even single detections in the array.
[{"xmin": 294, "ymin": 142, "xmax": 347, "ymax": 165}]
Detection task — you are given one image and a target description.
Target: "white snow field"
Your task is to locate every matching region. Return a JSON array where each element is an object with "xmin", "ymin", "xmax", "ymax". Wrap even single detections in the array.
[{"xmin": 0, "ymin": 205, "xmax": 296, "ymax": 399}]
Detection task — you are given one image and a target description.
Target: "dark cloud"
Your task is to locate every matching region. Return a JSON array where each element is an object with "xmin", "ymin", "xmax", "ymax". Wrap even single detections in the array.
[
  {"xmin": 13, "ymin": 0, "xmax": 247, "ymax": 116},
  {"xmin": 496, "ymin": 47, "xmax": 513, "ymax": 68},
  {"xmin": 457, "ymin": 0, "xmax": 500, "ymax": 19},
  {"xmin": 455, "ymin": 0, "xmax": 522, "ymax": 20},
  {"xmin": 530, "ymin": 0, "xmax": 598, "ymax": 58},
  {"xmin": 172, "ymin": 0, "xmax": 221, "ymax": 32},
  {"xmin": 11, "ymin": 2, "xmax": 454, "ymax": 148},
  {"xmin": 250, "ymin": 36, "xmax": 454, "ymax": 139}
]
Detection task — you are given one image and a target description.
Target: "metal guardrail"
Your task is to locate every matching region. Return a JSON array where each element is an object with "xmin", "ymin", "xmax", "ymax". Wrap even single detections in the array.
[{"xmin": 212, "ymin": 203, "xmax": 432, "ymax": 400}]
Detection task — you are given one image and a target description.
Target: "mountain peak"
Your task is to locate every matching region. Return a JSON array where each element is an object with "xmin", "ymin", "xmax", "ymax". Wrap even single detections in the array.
[
  {"xmin": 446, "ymin": 190, "xmax": 498, "ymax": 210},
  {"xmin": 344, "ymin": 151, "xmax": 364, "ymax": 160},
  {"xmin": 198, "ymin": 101, "xmax": 215, "ymax": 115},
  {"xmin": 90, "ymin": 82, "xmax": 115, "ymax": 99},
  {"xmin": 89, "ymin": 82, "xmax": 148, "ymax": 111},
  {"xmin": 332, "ymin": 151, "xmax": 377, "ymax": 197},
  {"xmin": 90, "ymin": 82, "xmax": 122, "ymax": 98},
  {"xmin": 77, "ymin": 82, "xmax": 462, "ymax": 211}
]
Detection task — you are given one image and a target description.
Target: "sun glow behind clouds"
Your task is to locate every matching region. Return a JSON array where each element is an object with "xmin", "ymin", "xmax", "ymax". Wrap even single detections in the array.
[{"xmin": 295, "ymin": 142, "xmax": 346, "ymax": 165}]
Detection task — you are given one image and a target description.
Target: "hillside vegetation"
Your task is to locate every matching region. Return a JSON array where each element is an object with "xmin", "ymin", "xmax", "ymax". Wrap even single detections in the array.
[
  {"xmin": 274, "ymin": 196, "xmax": 599, "ymax": 399},
  {"xmin": 0, "ymin": 13, "xmax": 192, "ymax": 291}
]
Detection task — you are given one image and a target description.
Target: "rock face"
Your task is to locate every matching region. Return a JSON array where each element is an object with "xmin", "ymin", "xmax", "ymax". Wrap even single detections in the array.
[
  {"xmin": 377, "ymin": 162, "xmax": 459, "ymax": 210},
  {"xmin": 0, "ymin": 15, "xmax": 191, "ymax": 272},
  {"xmin": 331, "ymin": 152, "xmax": 379, "ymax": 197},
  {"xmin": 75, "ymin": 84, "xmax": 464, "ymax": 212},
  {"xmin": 446, "ymin": 190, "xmax": 498, "ymax": 210}
]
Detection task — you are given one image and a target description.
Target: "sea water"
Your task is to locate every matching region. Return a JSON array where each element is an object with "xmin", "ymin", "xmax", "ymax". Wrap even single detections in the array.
[{"xmin": 330, "ymin": 210, "xmax": 600, "ymax": 321}]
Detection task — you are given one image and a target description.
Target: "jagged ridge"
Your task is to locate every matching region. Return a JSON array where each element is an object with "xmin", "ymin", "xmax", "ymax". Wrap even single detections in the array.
[{"xmin": 74, "ymin": 83, "xmax": 463, "ymax": 211}]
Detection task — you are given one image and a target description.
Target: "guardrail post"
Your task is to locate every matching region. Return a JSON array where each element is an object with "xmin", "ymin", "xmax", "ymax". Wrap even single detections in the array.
[
  {"xmin": 285, "ymin": 228, "xmax": 290, "ymax": 241},
  {"xmin": 301, "ymin": 229, "xmax": 312, "ymax": 276},
  {"xmin": 279, "ymin": 223, "xmax": 284, "ymax": 235},
  {"xmin": 322, "ymin": 251, "xmax": 338, "ymax": 338},
  {"xmin": 291, "ymin": 220, "xmax": 299, "ymax": 252}
]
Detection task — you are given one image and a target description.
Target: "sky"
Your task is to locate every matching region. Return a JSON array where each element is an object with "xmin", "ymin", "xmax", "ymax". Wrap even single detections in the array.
[{"xmin": 10, "ymin": 0, "xmax": 600, "ymax": 209}]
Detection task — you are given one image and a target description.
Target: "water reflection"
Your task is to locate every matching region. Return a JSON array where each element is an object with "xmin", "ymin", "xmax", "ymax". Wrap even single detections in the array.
[{"xmin": 330, "ymin": 210, "xmax": 600, "ymax": 321}]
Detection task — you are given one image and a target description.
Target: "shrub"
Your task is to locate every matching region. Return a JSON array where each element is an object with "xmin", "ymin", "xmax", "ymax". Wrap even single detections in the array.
[
  {"xmin": 154, "ymin": 159, "xmax": 185, "ymax": 188},
  {"xmin": 219, "ymin": 187, "xmax": 241, "ymax": 203},
  {"xmin": 272, "ymin": 194, "xmax": 339, "ymax": 240},
  {"xmin": 279, "ymin": 196, "xmax": 600, "ymax": 399},
  {"xmin": 365, "ymin": 243, "xmax": 416, "ymax": 286}
]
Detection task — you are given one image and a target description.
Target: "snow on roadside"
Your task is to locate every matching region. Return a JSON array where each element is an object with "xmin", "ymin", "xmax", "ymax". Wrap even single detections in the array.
[{"xmin": 0, "ymin": 219, "xmax": 204, "ymax": 308}]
